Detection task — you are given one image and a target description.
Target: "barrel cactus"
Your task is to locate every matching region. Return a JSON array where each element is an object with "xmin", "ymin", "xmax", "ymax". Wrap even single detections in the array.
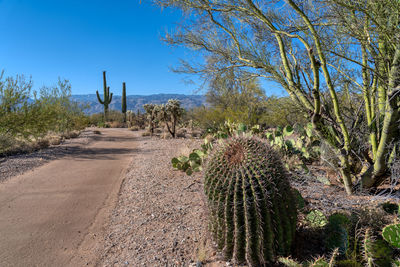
[{"xmin": 204, "ymin": 136, "xmax": 297, "ymax": 265}]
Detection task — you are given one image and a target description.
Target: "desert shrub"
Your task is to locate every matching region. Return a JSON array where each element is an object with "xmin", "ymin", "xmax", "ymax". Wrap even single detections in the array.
[
  {"xmin": 106, "ymin": 110, "xmax": 125, "ymax": 123},
  {"xmin": 88, "ymin": 113, "xmax": 105, "ymax": 126},
  {"xmin": 109, "ymin": 121, "xmax": 124, "ymax": 128},
  {"xmin": 0, "ymin": 72, "xmax": 87, "ymax": 155},
  {"xmin": 89, "ymin": 110, "xmax": 125, "ymax": 127},
  {"xmin": 129, "ymin": 126, "xmax": 139, "ymax": 131}
]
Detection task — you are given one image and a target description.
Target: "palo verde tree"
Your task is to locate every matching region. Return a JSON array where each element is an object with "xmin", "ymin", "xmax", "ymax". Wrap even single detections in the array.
[
  {"xmin": 205, "ymin": 69, "xmax": 268, "ymax": 126},
  {"xmin": 122, "ymin": 82, "xmax": 127, "ymax": 122},
  {"xmin": 154, "ymin": 0, "xmax": 400, "ymax": 195},
  {"xmin": 96, "ymin": 71, "xmax": 113, "ymax": 121}
]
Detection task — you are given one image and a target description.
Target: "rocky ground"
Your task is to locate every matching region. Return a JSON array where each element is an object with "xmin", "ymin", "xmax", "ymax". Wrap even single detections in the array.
[
  {"xmin": 1, "ymin": 129, "xmax": 399, "ymax": 266},
  {"xmin": 98, "ymin": 135, "xmax": 214, "ymax": 266}
]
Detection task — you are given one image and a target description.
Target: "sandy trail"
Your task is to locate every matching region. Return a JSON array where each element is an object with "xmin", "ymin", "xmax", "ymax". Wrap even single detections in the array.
[{"xmin": 0, "ymin": 128, "xmax": 136, "ymax": 267}]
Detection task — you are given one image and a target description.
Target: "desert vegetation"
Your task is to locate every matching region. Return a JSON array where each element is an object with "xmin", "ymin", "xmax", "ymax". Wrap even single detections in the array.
[
  {"xmin": 3, "ymin": 0, "xmax": 400, "ymax": 266},
  {"xmin": 152, "ymin": 0, "xmax": 400, "ymax": 265},
  {"xmin": 0, "ymin": 71, "xmax": 87, "ymax": 155}
]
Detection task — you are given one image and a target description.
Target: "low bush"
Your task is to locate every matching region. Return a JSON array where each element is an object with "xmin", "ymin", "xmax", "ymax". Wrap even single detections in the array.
[{"xmin": 0, "ymin": 72, "xmax": 87, "ymax": 155}]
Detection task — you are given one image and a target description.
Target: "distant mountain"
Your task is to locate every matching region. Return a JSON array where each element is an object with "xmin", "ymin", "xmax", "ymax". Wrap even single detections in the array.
[{"xmin": 71, "ymin": 94, "xmax": 207, "ymax": 115}]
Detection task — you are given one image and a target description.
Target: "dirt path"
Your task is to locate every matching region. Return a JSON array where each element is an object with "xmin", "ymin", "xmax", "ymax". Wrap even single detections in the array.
[{"xmin": 0, "ymin": 128, "xmax": 137, "ymax": 267}]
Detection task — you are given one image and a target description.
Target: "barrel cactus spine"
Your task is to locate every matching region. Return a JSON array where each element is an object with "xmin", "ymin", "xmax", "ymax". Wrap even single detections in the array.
[{"xmin": 204, "ymin": 136, "xmax": 297, "ymax": 265}]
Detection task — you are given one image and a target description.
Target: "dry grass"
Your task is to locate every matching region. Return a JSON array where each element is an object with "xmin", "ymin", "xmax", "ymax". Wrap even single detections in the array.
[
  {"xmin": 141, "ymin": 132, "xmax": 152, "ymax": 137},
  {"xmin": 129, "ymin": 126, "xmax": 139, "ymax": 131},
  {"xmin": 47, "ymin": 135, "xmax": 62, "ymax": 145},
  {"xmin": 35, "ymin": 138, "xmax": 50, "ymax": 149}
]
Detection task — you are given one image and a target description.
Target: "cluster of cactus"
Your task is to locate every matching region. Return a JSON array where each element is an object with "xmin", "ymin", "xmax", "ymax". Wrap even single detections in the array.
[
  {"xmin": 171, "ymin": 149, "xmax": 205, "ymax": 175},
  {"xmin": 265, "ymin": 124, "xmax": 320, "ymax": 172},
  {"xmin": 299, "ymin": 207, "xmax": 400, "ymax": 266},
  {"xmin": 162, "ymin": 99, "xmax": 184, "ymax": 138},
  {"xmin": 96, "ymin": 71, "xmax": 113, "ymax": 120},
  {"xmin": 204, "ymin": 136, "xmax": 297, "ymax": 265},
  {"xmin": 142, "ymin": 99, "xmax": 184, "ymax": 137},
  {"xmin": 171, "ymin": 138, "xmax": 213, "ymax": 175},
  {"xmin": 143, "ymin": 103, "xmax": 159, "ymax": 134},
  {"xmin": 207, "ymin": 120, "xmax": 248, "ymax": 139}
]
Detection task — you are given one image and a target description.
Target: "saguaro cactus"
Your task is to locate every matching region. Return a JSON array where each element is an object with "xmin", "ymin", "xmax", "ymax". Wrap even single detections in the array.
[
  {"xmin": 121, "ymin": 82, "xmax": 127, "ymax": 122},
  {"xmin": 96, "ymin": 71, "xmax": 113, "ymax": 120},
  {"xmin": 204, "ymin": 136, "xmax": 297, "ymax": 265}
]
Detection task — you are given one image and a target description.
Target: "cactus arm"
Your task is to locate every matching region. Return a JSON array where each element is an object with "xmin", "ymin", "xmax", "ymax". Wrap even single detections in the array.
[
  {"xmin": 96, "ymin": 90, "xmax": 105, "ymax": 104},
  {"xmin": 103, "ymin": 71, "xmax": 107, "ymax": 94},
  {"xmin": 108, "ymin": 92, "xmax": 113, "ymax": 104}
]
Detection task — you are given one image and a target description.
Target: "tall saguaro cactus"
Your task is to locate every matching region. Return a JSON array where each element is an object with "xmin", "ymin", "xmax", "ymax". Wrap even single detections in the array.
[
  {"xmin": 121, "ymin": 82, "xmax": 127, "ymax": 122},
  {"xmin": 96, "ymin": 71, "xmax": 113, "ymax": 120}
]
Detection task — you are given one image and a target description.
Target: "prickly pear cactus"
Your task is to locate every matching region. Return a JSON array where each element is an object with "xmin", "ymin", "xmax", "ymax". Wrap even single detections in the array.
[
  {"xmin": 382, "ymin": 223, "xmax": 400, "ymax": 248},
  {"xmin": 204, "ymin": 136, "xmax": 297, "ymax": 265}
]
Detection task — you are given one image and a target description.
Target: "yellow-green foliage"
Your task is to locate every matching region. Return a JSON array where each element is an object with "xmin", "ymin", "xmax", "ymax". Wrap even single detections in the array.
[
  {"xmin": 259, "ymin": 96, "xmax": 308, "ymax": 127},
  {"xmin": 190, "ymin": 96, "xmax": 307, "ymax": 131},
  {"xmin": 0, "ymin": 72, "xmax": 87, "ymax": 154}
]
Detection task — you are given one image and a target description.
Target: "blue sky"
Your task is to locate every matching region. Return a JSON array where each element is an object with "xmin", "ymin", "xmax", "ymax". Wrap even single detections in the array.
[{"xmin": 0, "ymin": 0, "xmax": 285, "ymax": 96}]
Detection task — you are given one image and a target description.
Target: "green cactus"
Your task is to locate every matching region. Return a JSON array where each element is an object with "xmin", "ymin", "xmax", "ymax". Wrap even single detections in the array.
[
  {"xmin": 143, "ymin": 103, "xmax": 159, "ymax": 134},
  {"xmin": 292, "ymin": 188, "xmax": 306, "ymax": 211},
  {"xmin": 96, "ymin": 71, "xmax": 113, "ymax": 120},
  {"xmin": 335, "ymin": 259, "xmax": 363, "ymax": 267},
  {"xmin": 171, "ymin": 137, "xmax": 214, "ymax": 175},
  {"xmin": 306, "ymin": 210, "xmax": 328, "ymax": 228},
  {"xmin": 159, "ymin": 99, "xmax": 184, "ymax": 138},
  {"xmin": 204, "ymin": 136, "xmax": 297, "ymax": 265},
  {"xmin": 382, "ymin": 223, "xmax": 400, "ymax": 248},
  {"xmin": 121, "ymin": 82, "xmax": 127, "ymax": 122},
  {"xmin": 325, "ymin": 213, "xmax": 350, "ymax": 255},
  {"xmin": 278, "ymin": 257, "xmax": 303, "ymax": 267},
  {"xmin": 279, "ymin": 248, "xmax": 338, "ymax": 267},
  {"xmin": 171, "ymin": 149, "xmax": 205, "ymax": 175},
  {"xmin": 363, "ymin": 228, "xmax": 393, "ymax": 267}
]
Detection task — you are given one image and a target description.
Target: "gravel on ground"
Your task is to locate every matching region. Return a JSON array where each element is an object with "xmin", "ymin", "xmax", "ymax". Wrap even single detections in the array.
[{"xmin": 99, "ymin": 135, "xmax": 212, "ymax": 266}]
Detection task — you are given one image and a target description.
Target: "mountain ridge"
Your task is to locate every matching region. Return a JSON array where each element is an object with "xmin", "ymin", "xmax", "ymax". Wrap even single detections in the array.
[{"xmin": 71, "ymin": 93, "xmax": 207, "ymax": 114}]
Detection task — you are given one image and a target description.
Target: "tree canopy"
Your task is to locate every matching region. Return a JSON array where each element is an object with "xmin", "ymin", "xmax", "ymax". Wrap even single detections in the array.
[{"xmin": 154, "ymin": 0, "xmax": 400, "ymax": 194}]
